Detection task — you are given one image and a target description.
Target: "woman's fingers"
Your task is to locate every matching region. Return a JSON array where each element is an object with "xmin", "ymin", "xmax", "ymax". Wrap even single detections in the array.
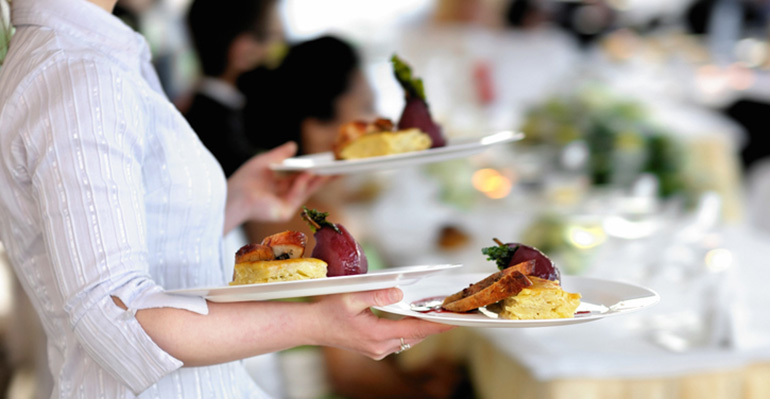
[
  {"xmin": 287, "ymin": 173, "xmax": 331, "ymax": 206},
  {"xmin": 339, "ymin": 287, "xmax": 403, "ymax": 311},
  {"xmin": 313, "ymin": 288, "xmax": 454, "ymax": 359},
  {"xmin": 259, "ymin": 141, "xmax": 298, "ymax": 164},
  {"xmin": 269, "ymin": 172, "xmax": 330, "ymax": 221},
  {"xmin": 226, "ymin": 140, "xmax": 335, "ymax": 224},
  {"xmin": 367, "ymin": 318, "xmax": 455, "ymax": 360},
  {"xmin": 378, "ymin": 317, "xmax": 456, "ymax": 345},
  {"xmin": 235, "ymin": 141, "xmax": 297, "ymax": 178}
]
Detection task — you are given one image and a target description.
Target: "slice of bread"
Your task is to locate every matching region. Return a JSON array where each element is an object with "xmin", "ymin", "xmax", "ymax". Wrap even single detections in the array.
[
  {"xmin": 441, "ymin": 260, "xmax": 535, "ymax": 308},
  {"xmin": 335, "ymin": 128, "xmax": 432, "ymax": 160},
  {"xmin": 442, "ymin": 268, "xmax": 533, "ymax": 313},
  {"xmin": 230, "ymin": 258, "xmax": 328, "ymax": 285}
]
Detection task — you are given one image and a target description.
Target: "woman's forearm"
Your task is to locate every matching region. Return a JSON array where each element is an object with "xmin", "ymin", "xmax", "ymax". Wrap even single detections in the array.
[
  {"xmin": 131, "ymin": 299, "xmax": 316, "ymax": 366},
  {"xmin": 115, "ymin": 288, "xmax": 454, "ymax": 367}
]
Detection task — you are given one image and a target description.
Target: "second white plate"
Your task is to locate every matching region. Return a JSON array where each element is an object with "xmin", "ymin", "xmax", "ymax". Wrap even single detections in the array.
[
  {"xmin": 270, "ymin": 130, "xmax": 524, "ymax": 175},
  {"xmin": 166, "ymin": 264, "xmax": 462, "ymax": 302},
  {"xmin": 374, "ymin": 273, "xmax": 659, "ymax": 328}
]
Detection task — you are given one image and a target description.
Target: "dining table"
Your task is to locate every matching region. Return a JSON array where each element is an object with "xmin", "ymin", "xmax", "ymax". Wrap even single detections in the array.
[{"xmin": 388, "ymin": 218, "xmax": 770, "ymax": 399}]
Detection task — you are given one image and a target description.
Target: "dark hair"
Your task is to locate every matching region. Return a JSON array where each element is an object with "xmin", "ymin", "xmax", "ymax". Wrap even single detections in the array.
[
  {"xmin": 187, "ymin": 0, "xmax": 276, "ymax": 77},
  {"xmin": 240, "ymin": 35, "xmax": 361, "ymax": 154},
  {"xmin": 506, "ymin": 0, "xmax": 535, "ymax": 28}
]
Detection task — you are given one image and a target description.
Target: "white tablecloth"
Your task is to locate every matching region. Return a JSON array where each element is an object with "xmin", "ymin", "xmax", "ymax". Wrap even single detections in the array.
[{"xmin": 478, "ymin": 224, "xmax": 770, "ymax": 381}]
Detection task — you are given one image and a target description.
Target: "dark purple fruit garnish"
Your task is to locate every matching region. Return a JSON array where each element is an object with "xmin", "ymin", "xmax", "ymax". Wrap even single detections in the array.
[
  {"xmin": 481, "ymin": 238, "xmax": 560, "ymax": 282},
  {"xmin": 391, "ymin": 54, "xmax": 447, "ymax": 148},
  {"xmin": 302, "ymin": 207, "xmax": 368, "ymax": 277},
  {"xmin": 398, "ymin": 98, "xmax": 446, "ymax": 148}
]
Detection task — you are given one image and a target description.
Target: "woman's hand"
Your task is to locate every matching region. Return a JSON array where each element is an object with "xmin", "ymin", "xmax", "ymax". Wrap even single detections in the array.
[
  {"xmin": 306, "ymin": 288, "xmax": 455, "ymax": 360},
  {"xmin": 224, "ymin": 142, "xmax": 331, "ymax": 234}
]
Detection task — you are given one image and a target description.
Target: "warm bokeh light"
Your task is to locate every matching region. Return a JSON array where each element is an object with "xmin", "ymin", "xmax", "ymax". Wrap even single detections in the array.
[
  {"xmin": 705, "ymin": 248, "xmax": 733, "ymax": 272},
  {"xmin": 472, "ymin": 168, "xmax": 512, "ymax": 199},
  {"xmin": 695, "ymin": 64, "xmax": 727, "ymax": 95},
  {"xmin": 565, "ymin": 223, "xmax": 606, "ymax": 250}
]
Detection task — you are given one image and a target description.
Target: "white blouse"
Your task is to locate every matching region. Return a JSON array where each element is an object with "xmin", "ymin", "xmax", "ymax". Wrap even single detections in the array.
[{"xmin": 0, "ymin": 0, "xmax": 269, "ymax": 397}]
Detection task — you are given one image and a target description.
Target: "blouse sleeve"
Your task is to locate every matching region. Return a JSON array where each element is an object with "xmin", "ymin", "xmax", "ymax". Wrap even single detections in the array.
[{"xmin": 16, "ymin": 55, "xmax": 208, "ymax": 394}]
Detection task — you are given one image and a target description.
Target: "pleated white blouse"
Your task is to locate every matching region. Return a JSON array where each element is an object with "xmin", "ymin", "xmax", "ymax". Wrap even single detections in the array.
[{"xmin": 0, "ymin": 0, "xmax": 269, "ymax": 397}]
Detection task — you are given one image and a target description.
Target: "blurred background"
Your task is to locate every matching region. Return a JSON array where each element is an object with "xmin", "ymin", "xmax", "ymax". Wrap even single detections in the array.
[{"xmin": 3, "ymin": 0, "xmax": 770, "ymax": 398}]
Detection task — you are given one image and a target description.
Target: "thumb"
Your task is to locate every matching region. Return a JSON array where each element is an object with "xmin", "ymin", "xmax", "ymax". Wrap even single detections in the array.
[{"xmin": 347, "ymin": 288, "xmax": 404, "ymax": 310}]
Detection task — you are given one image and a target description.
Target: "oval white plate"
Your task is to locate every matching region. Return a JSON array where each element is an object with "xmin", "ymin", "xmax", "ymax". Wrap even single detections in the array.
[
  {"xmin": 373, "ymin": 273, "xmax": 659, "ymax": 328},
  {"xmin": 270, "ymin": 130, "xmax": 524, "ymax": 175},
  {"xmin": 165, "ymin": 264, "xmax": 462, "ymax": 302}
]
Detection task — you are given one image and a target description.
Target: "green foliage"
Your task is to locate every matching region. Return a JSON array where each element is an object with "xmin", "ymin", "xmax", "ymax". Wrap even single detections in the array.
[
  {"xmin": 643, "ymin": 134, "xmax": 685, "ymax": 198},
  {"xmin": 0, "ymin": 1, "xmax": 13, "ymax": 66},
  {"xmin": 481, "ymin": 244, "xmax": 518, "ymax": 270},
  {"xmin": 520, "ymin": 214, "xmax": 566, "ymax": 255},
  {"xmin": 391, "ymin": 54, "xmax": 426, "ymax": 101},
  {"xmin": 301, "ymin": 207, "xmax": 340, "ymax": 234},
  {"xmin": 423, "ymin": 159, "xmax": 478, "ymax": 210},
  {"xmin": 520, "ymin": 85, "xmax": 686, "ymax": 198}
]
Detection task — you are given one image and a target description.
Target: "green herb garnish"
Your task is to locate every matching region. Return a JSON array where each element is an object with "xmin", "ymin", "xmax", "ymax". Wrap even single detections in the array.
[
  {"xmin": 391, "ymin": 54, "xmax": 426, "ymax": 101},
  {"xmin": 301, "ymin": 207, "xmax": 341, "ymax": 234},
  {"xmin": 481, "ymin": 238, "xmax": 519, "ymax": 270}
]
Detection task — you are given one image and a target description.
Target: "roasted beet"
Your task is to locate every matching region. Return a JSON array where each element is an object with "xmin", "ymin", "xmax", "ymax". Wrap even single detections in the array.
[
  {"xmin": 505, "ymin": 243, "xmax": 560, "ymax": 282},
  {"xmin": 391, "ymin": 54, "xmax": 447, "ymax": 148},
  {"xmin": 311, "ymin": 223, "xmax": 368, "ymax": 277},
  {"xmin": 481, "ymin": 239, "xmax": 561, "ymax": 282},
  {"xmin": 302, "ymin": 207, "xmax": 368, "ymax": 277},
  {"xmin": 398, "ymin": 98, "xmax": 446, "ymax": 148}
]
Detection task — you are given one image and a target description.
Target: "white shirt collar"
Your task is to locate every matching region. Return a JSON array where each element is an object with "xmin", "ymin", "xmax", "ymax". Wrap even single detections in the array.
[{"xmin": 198, "ymin": 77, "xmax": 246, "ymax": 110}]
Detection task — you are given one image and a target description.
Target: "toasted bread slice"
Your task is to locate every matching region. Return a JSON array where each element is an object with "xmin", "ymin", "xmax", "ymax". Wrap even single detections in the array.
[
  {"xmin": 505, "ymin": 258, "xmax": 538, "ymax": 277},
  {"xmin": 441, "ymin": 260, "xmax": 535, "ymax": 306},
  {"xmin": 442, "ymin": 267, "xmax": 533, "ymax": 313},
  {"xmin": 230, "ymin": 258, "xmax": 328, "ymax": 285},
  {"xmin": 336, "ymin": 128, "xmax": 431, "ymax": 160}
]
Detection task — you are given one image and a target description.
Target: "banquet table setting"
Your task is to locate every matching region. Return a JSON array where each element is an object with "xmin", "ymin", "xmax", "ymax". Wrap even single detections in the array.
[
  {"xmin": 330, "ymin": 20, "xmax": 770, "ymax": 394},
  {"xmin": 386, "ymin": 199, "xmax": 770, "ymax": 399},
  {"xmin": 330, "ymin": 119, "xmax": 770, "ymax": 399}
]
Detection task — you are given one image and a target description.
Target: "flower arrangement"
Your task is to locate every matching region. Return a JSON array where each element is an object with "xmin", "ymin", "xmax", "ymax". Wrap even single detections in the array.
[{"xmin": 520, "ymin": 84, "xmax": 686, "ymax": 198}]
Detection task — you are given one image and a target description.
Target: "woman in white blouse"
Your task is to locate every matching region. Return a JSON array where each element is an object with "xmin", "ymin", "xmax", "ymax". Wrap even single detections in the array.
[{"xmin": 0, "ymin": 0, "xmax": 453, "ymax": 398}]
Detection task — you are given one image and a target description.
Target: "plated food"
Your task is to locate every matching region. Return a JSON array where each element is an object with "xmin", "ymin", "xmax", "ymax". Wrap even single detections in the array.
[
  {"xmin": 270, "ymin": 130, "xmax": 524, "ymax": 175},
  {"xmin": 271, "ymin": 56, "xmax": 522, "ymax": 174},
  {"xmin": 301, "ymin": 207, "xmax": 368, "ymax": 277},
  {"xmin": 169, "ymin": 264, "xmax": 462, "ymax": 302},
  {"xmin": 391, "ymin": 54, "xmax": 447, "ymax": 148},
  {"xmin": 231, "ymin": 231, "xmax": 327, "ymax": 285},
  {"xmin": 372, "ymin": 273, "xmax": 657, "ymax": 328},
  {"xmin": 331, "ymin": 55, "xmax": 445, "ymax": 161},
  {"xmin": 230, "ymin": 208, "xmax": 368, "ymax": 285},
  {"xmin": 440, "ymin": 239, "xmax": 581, "ymax": 320},
  {"xmin": 333, "ymin": 118, "xmax": 431, "ymax": 160}
]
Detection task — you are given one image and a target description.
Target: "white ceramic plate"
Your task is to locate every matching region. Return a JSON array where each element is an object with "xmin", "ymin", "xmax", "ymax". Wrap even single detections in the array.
[
  {"xmin": 270, "ymin": 130, "xmax": 524, "ymax": 175},
  {"xmin": 373, "ymin": 273, "xmax": 659, "ymax": 328},
  {"xmin": 165, "ymin": 264, "xmax": 462, "ymax": 302}
]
